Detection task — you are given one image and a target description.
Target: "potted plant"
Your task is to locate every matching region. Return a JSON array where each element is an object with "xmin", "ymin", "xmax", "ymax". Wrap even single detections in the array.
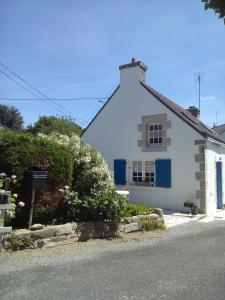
[{"xmin": 184, "ymin": 199, "xmax": 194, "ymax": 208}]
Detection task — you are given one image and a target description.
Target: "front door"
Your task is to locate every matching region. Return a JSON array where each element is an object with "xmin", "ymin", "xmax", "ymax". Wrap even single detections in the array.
[{"xmin": 216, "ymin": 161, "xmax": 223, "ymax": 209}]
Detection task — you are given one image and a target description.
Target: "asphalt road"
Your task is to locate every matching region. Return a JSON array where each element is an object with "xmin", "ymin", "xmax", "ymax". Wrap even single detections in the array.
[{"xmin": 1, "ymin": 219, "xmax": 225, "ymax": 300}]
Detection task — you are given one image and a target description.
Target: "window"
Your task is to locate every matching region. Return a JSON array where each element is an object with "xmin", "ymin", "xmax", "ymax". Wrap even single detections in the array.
[
  {"xmin": 145, "ymin": 161, "xmax": 154, "ymax": 186},
  {"xmin": 132, "ymin": 161, "xmax": 155, "ymax": 186},
  {"xmin": 149, "ymin": 124, "xmax": 162, "ymax": 145},
  {"xmin": 132, "ymin": 161, "xmax": 142, "ymax": 182}
]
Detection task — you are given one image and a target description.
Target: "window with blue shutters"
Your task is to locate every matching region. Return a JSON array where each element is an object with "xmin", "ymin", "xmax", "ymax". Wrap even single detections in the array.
[
  {"xmin": 114, "ymin": 159, "xmax": 126, "ymax": 185},
  {"xmin": 155, "ymin": 159, "xmax": 171, "ymax": 188}
]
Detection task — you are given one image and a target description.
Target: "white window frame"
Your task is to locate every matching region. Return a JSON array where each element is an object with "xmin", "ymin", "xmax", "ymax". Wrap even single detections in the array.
[
  {"xmin": 132, "ymin": 161, "xmax": 142, "ymax": 182},
  {"xmin": 148, "ymin": 123, "xmax": 163, "ymax": 145},
  {"xmin": 132, "ymin": 160, "xmax": 155, "ymax": 186}
]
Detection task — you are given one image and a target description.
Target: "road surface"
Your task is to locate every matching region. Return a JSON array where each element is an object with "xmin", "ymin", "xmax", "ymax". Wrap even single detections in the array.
[{"xmin": 1, "ymin": 219, "xmax": 225, "ymax": 300}]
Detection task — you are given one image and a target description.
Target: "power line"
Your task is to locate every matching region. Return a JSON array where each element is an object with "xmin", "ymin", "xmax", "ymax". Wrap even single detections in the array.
[
  {"xmin": 0, "ymin": 61, "xmax": 75, "ymax": 116},
  {"xmin": 0, "ymin": 62, "xmax": 87, "ymax": 123},
  {"xmin": 0, "ymin": 97, "xmax": 107, "ymax": 101},
  {"xmin": 0, "ymin": 62, "xmax": 88, "ymax": 125},
  {"xmin": 0, "ymin": 69, "xmax": 68, "ymax": 116}
]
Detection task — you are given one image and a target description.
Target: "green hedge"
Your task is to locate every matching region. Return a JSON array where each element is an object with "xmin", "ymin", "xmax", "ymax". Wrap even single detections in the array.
[
  {"xmin": 0, "ymin": 129, "xmax": 73, "ymax": 227},
  {"xmin": 0, "ymin": 129, "xmax": 73, "ymax": 184}
]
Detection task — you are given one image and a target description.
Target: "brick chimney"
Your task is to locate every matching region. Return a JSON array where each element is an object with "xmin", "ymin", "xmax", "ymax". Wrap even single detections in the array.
[
  {"xmin": 187, "ymin": 106, "xmax": 200, "ymax": 118},
  {"xmin": 119, "ymin": 58, "xmax": 148, "ymax": 87}
]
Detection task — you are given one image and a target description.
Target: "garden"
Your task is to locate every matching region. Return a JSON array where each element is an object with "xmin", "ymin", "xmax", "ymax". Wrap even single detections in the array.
[{"xmin": 0, "ymin": 122, "xmax": 164, "ymax": 251}]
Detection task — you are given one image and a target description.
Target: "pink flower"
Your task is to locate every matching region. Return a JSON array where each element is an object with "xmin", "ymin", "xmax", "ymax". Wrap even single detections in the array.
[
  {"xmin": 58, "ymin": 188, "xmax": 65, "ymax": 194},
  {"xmin": 18, "ymin": 201, "xmax": 25, "ymax": 207}
]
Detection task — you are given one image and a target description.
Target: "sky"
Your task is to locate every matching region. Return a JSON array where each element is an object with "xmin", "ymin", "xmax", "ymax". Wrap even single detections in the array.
[{"xmin": 0, "ymin": 0, "xmax": 225, "ymax": 128}]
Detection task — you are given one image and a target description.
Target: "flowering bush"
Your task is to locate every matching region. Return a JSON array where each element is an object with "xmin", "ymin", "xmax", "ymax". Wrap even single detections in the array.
[
  {"xmin": 0, "ymin": 173, "xmax": 23, "ymax": 222},
  {"xmin": 61, "ymin": 187, "xmax": 127, "ymax": 224},
  {"xmin": 47, "ymin": 132, "xmax": 114, "ymax": 197}
]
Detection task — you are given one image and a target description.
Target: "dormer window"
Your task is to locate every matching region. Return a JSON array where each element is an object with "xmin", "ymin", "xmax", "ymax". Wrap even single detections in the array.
[{"xmin": 149, "ymin": 124, "xmax": 162, "ymax": 145}]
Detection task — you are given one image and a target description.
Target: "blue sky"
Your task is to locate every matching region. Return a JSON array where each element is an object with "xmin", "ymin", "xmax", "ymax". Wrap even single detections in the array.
[{"xmin": 0, "ymin": 0, "xmax": 225, "ymax": 128}]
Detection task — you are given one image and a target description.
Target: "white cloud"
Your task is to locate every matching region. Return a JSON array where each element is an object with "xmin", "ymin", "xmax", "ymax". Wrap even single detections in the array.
[{"xmin": 201, "ymin": 96, "xmax": 215, "ymax": 101}]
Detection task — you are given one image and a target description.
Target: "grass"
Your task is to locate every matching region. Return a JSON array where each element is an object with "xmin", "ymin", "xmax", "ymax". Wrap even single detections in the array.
[
  {"xmin": 138, "ymin": 218, "xmax": 166, "ymax": 231},
  {"xmin": 0, "ymin": 215, "xmax": 4, "ymax": 227},
  {"xmin": 123, "ymin": 203, "xmax": 155, "ymax": 217},
  {"xmin": 4, "ymin": 233, "xmax": 35, "ymax": 252}
]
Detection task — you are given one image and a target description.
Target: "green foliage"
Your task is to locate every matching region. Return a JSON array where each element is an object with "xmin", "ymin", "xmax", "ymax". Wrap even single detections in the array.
[
  {"xmin": 0, "ymin": 215, "xmax": 3, "ymax": 227},
  {"xmin": 0, "ymin": 104, "xmax": 23, "ymax": 130},
  {"xmin": 0, "ymin": 129, "xmax": 73, "ymax": 184},
  {"xmin": 27, "ymin": 116, "xmax": 83, "ymax": 137},
  {"xmin": 5, "ymin": 233, "xmax": 35, "ymax": 251},
  {"xmin": 33, "ymin": 206, "xmax": 56, "ymax": 225},
  {"xmin": 0, "ymin": 129, "xmax": 73, "ymax": 227},
  {"xmin": 123, "ymin": 203, "xmax": 155, "ymax": 217},
  {"xmin": 73, "ymin": 144, "xmax": 114, "ymax": 197},
  {"xmin": 138, "ymin": 218, "xmax": 166, "ymax": 231},
  {"xmin": 62, "ymin": 188, "xmax": 127, "ymax": 224},
  {"xmin": 202, "ymin": 0, "xmax": 225, "ymax": 24},
  {"xmin": 47, "ymin": 132, "xmax": 114, "ymax": 197}
]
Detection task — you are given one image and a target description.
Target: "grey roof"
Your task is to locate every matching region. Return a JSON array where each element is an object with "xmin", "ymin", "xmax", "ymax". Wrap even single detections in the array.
[
  {"xmin": 212, "ymin": 124, "xmax": 225, "ymax": 135},
  {"xmin": 140, "ymin": 82, "xmax": 225, "ymax": 145}
]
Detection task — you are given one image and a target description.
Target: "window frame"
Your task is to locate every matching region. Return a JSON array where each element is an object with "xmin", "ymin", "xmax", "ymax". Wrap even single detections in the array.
[
  {"xmin": 132, "ymin": 160, "xmax": 155, "ymax": 186},
  {"xmin": 148, "ymin": 123, "xmax": 163, "ymax": 145}
]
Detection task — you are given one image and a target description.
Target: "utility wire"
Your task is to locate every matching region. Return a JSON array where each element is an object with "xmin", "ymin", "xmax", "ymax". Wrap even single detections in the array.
[
  {"xmin": 0, "ymin": 62, "xmax": 88, "ymax": 125},
  {"xmin": 0, "ymin": 62, "xmax": 89, "ymax": 126},
  {"xmin": 0, "ymin": 61, "xmax": 75, "ymax": 116},
  {"xmin": 0, "ymin": 97, "xmax": 107, "ymax": 101},
  {"xmin": 0, "ymin": 70, "xmax": 68, "ymax": 116}
]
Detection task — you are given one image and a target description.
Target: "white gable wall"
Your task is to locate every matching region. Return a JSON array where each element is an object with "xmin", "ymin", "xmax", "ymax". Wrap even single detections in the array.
[{"xmin": 82, "ymin": 67, "xmax": 204, "ymax": 212}]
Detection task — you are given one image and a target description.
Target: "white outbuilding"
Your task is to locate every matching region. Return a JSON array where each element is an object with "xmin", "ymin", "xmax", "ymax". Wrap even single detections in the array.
[{"xmin": 82, "ymin": 59, "xmax": 225, "ymax": 216}]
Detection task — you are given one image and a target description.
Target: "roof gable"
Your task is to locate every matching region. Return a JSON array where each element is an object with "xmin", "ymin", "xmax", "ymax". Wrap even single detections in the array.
[
  {"xmin": 140, "ymin": 81, "xmax": 225, "ymax": 145},
  {"xmin": 82, "ymin": 80, "xmax": 225, "ymax": 145},
  {"xmin": 212, "ymin": 124, "xmax": 225, "ymax": 135}
]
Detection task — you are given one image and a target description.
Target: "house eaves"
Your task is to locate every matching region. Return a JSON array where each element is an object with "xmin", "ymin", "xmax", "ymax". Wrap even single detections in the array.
[{"xmin": 140, "ymin": 81, "xmax": 225, "ymax": 145}]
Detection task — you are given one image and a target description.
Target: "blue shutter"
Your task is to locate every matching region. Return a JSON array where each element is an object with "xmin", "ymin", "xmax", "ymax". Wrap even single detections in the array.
[
  {"xmin": 216, "ymin": 161, "xmax": 223, "ymax": 209},
  {"xmin": 114, "ymin": 159, "xmax": 126, "ymax": 185},
  {"xmin": 155, "ymin": 159, "xmax": 171, "ymax": 188}
]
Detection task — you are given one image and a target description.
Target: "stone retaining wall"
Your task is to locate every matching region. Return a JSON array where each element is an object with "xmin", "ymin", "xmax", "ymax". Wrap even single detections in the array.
[{"xmin": 5, "ymin": 208, "xmax": 164, "ymax": 249}]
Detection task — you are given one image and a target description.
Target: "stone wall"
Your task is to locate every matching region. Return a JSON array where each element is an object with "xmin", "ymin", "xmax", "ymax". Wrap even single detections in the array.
[{"xmin": 5, "ymin": 209, "xmax": 164, "ymax": 250}]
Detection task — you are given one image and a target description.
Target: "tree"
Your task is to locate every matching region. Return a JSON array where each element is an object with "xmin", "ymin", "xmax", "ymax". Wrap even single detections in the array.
[
  {"xmin": 0, "ymin": 104, "xmax": 23, "ymax": 130},
  {"xmin": 27, "ymin": 115, "xmax": 83, "ymax": 136},
  {"xmin": 202, "ymin": 0, "xmax": 225, "ymax": 24}
]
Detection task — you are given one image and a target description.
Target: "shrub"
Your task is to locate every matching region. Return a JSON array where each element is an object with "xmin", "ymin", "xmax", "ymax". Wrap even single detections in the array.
[
  {"xmin": 0, "ymin": 129, "xmax": 73, "ymax": 184},
  {"xmin": 123, "ymin": 203, "xmax": 155, "ymax": 217},
  {"xmin": 62, "ymin": 188, "xmax": 127, "ymax": 224},
  {"xmin": 27, "ymin": 115, "xmax": 83, "ymax": 137},
  {"xmin": 138, "ymin": 218, "xmax": 166, "ymax": 231},
  {"xmin": 0, "ymin": 129, "xmax": 73, "ymax": 227},
  {"xmin": 33, "ymin": 205, "xmax": 56, "ymax": 225},
  {"xmin": 5, "ymin": 233, "xmax": 35, "ymax": 251},
  {"xmin": 47, "ymin": 132, "xmax": 114, "ymax": 197}
]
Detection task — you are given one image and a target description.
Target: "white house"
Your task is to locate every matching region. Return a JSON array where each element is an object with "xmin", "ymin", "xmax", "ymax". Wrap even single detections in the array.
[{"xmin": 82, "ymin": 59, "xmax": 225, "ymax": 216}]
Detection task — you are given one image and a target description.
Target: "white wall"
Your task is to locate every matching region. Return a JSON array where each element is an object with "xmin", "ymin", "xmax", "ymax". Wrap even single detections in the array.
[
  {"xmin": 82, "ymin": 64, "xmax": 203, "ymax": 212},
  {"xmin": 205, "ymin": 141, "xmax": 225, "ymax": 216}
]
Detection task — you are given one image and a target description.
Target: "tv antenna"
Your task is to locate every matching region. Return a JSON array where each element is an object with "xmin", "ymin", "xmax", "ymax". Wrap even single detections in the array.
[{"xmin": 194, "ymin": 72, "xmax": 204, "ymax": 114}]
